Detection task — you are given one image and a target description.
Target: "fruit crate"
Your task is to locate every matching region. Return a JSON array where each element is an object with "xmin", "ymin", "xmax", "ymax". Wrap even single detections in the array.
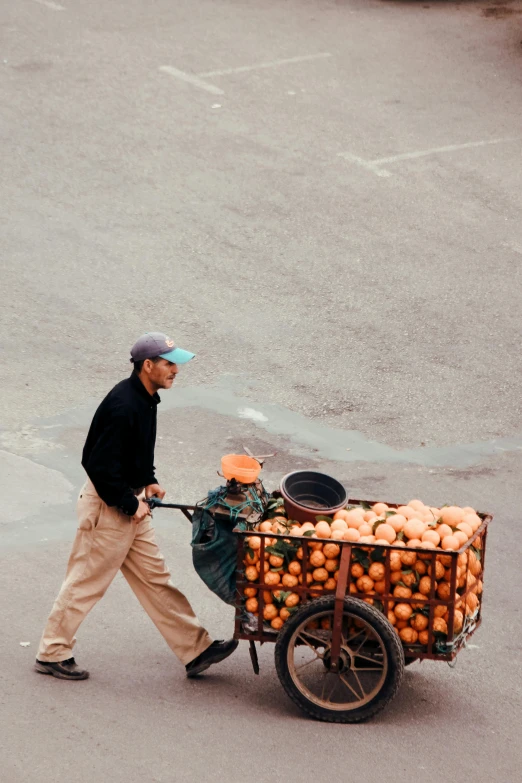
[{"xmin": 234, "ymin": 499, "xmax": 491, "ymax": 662}]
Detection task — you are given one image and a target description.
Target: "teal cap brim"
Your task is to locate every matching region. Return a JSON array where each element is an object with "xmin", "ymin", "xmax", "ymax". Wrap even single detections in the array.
[{"xmin": 159, "ymin": 347, "xmax": 195, "ymax": 365}]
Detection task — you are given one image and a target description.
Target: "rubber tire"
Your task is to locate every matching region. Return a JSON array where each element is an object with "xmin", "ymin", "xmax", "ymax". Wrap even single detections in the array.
[{"xmin": 274, "ymin": 595, "xmax": 405, "ymax": 723}]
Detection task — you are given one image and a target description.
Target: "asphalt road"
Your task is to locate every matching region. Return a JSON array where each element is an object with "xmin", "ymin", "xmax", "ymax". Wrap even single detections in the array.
[{"xmin": 1, "ymin": 0, "xmax": 521, "ymax": 781}]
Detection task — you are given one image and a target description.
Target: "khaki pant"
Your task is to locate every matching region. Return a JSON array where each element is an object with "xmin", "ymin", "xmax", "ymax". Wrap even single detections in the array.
[{"xmin": 37, "ymin": 480, "xmax": 213, "ymax": 666}]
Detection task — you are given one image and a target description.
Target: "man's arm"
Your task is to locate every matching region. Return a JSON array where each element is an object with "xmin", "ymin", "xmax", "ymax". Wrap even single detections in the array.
[{"xmin": 82, "ymin": 407, "xmax": 139, "ymax": 517}]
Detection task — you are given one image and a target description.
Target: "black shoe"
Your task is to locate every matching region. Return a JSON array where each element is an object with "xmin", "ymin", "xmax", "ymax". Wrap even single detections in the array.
[
  {"xmin": 34, "ymin": 657, "xmax": 89, "ymax": 680},
  {"xmin": 185, "ymin": 639, "xmax": 238, "ymax": 678}
]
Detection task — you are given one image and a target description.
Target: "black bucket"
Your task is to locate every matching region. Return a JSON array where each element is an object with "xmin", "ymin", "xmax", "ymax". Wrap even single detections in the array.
[{"xmin": 280, "ymin": 471, "xmax": 347, "ymax": 522}]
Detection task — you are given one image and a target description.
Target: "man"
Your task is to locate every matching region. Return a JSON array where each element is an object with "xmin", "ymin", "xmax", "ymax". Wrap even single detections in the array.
[{"xmin": 35, "ymin": 332, "xmax": 237, "ymax": 680}]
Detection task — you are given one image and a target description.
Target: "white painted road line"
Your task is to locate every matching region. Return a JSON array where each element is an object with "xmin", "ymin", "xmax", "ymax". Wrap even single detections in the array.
[
  {"xmin": 337, "ymin": 153, "xmax": 392, "ymax": 178},
  {"xmin": 159, "ymin": 66, "xmax": 225, "ymax": 95},
  {"xmin": 339, "ymin": 137, "xmax": 521, "ymax": 177},
  {"xmin": 30, "ymin": 0, "xmax": 65, "ymax": 9},
  {"xmin": 373, "ymin": 137, "xmax": 521, "ymax": 165},
  {"xmin": 199, "ymin": 52, "xmax": 332, "ymax": 78}
]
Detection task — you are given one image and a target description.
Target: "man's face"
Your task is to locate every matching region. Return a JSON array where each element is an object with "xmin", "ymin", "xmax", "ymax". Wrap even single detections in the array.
[{"xmin": 146, "ymin": 358, "xmax": 179, "ymax": 389}]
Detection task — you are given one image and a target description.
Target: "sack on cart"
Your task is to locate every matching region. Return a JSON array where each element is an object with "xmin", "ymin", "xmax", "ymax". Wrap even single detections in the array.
[{"xmin": 191, "ymin": 506, "xmax": 237, "ymax": 605}]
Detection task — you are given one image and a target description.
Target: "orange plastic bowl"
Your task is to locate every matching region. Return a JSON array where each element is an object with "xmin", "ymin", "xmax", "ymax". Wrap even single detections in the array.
[{"xmin": 221, "ymin": 454, "xmax": 261, "ymax": 484}]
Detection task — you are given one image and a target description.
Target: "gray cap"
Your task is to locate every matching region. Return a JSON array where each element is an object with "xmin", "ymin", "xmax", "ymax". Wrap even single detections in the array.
[{"xmin": 130, "ymin": 332, "xmax": 195, "ymax": 365}]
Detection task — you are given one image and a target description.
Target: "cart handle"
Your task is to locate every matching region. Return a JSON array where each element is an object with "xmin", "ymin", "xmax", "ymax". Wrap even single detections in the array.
[{"xmin": 145, "ymin": 497, "xmax": 196, "ymax": 522}]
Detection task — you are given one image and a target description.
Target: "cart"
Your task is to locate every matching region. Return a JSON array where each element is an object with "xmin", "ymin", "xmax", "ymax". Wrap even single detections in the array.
[{"xmin": 148, "ymin": 496, "xmax": 491, "ymax": 723}]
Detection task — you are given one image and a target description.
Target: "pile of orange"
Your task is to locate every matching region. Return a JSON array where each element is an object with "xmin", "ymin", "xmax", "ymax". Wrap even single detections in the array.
[{"xmin": 241, "ymin": 498, "xmax": 485, "ymax": 646}]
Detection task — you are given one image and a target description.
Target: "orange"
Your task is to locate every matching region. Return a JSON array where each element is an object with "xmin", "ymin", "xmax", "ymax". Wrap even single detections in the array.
[
  {"xmin": 357, "ymin": 523, "xmax": 373, "ymax": 537},
  {"xmin": 309, "ymin": 540, "xmax": 324, "ymax": 551},
  {"xmin": 388, "ymin": 513, "xmax": 406, "ymax": 533},
  {"xmin": 313, "ymin": 567, "xmax": 329, "ymax": 583},
  {"xmin": 333, "ymin": 509, "xmax": 349, "ymax": 521},
  {"xmin": 351, "ymin": 563, "xmax": 365, "ymax": 579},
  {"xmin": 301, "ymin": 522, "xmax": 315, "ymax": 533},
  {"xmin": 309, "ymin": 550, "xmax": 326, "ymax": 568},
  {"xmin": 372, "ymin": 503, "xmax": 389, "ymax": 515},
  {"xmin": 390, "ymin": 571, "xmax": 403, "ymax": 586},
  {"xmin": 245, "ymin": 597, "xmax": 259, "ymax": 613},
  {"xmin": 374, "ymin": 523, "xmax": 396, "ymax": 544},
  {"xmin": 411, "ymin": 593, "xmax": 426, "ymax": 609},
  {"xmin": 415, "ymin": 560, "xmax": 427, "ymax": 576},
  {"xmin": 433, "ymin": 617, "xmax": 448, "ymax": 634},
  {"xmin": 400, "ymin": 550, "xmax": 417, "ymax": 567},
  {"xmin": 463, "ymin": 512, "xmax": 481, "ymax": 532},
  {"xmin": 408, "ymin": 499, "xmax": 426, "ymax": 512},
  {"xmin": 264, "ymin": 571, "xmax": 280, "ymax": 586},
  {"xmin": 290, "ymin": 526, "xmax": 303, "ymax": 537},
  {"xmin": 393, "ymin": 540, "xmax": 406, "ymax": 547},
  {"xmin": 434, "ymin": 605, "xmax": 446, "ymax": 618},
  {"xmin": 404, "ymin": 519, "xmax": 427, "ymax": 539},
  {"xmin": 396, "ymin": 619, "xmax": 409, "ymax": 630},
  {"xmin": 263, "ymin": 590, "xmax": 274, "ymax": 604},
  {"xmin": 452, "ymin": 531, "xmax": 468, "ymax": 547},
  {"xmin": 456, "ymin": 521, "xmax": 473, "ymax": 538},
  {"xmin": 436, "ymin": 524, "xmax": 453, "ymax": 540},
  {"xmin": 404, "ymin": 519, "xmax": 427, "ymax": 540},
  {"xmin": 411, "ymin": 613, "xmax": 429, "ymax": 632},
  {"xmin": 429, "ymin": 561, "xmax": 445, "ymax": 581},
  {"xmin": 263, "ymin": 604, "xmax": 279, "ymax": 621},
  {"xmin": 387, "ymin": 610, "xmax": 397, "ymax": 626},
  {"xmin": 330, "ymin": 528, "xmax": 346, "ymax": 541},
  {"xmin": 256, "ymin": 560, "xmax": 269, "ymax": 573},
  {"xmin": 298, "ymin": 572, "xmax": 313, "ymax": 586},
  {"xmin": 419, "ymin": 630, "xmax": 430, "ymax": 645},
  {"xmin": 244, "ymin": 586, "xmax": 258, "ymax": 598},
  {"xmin": 394, "ymin": 585, "xmax": 413, "ymax": 599},
  {"xmin": 315, "ymin": 521, "xmax": 332, "ymax": 539},
  {"xmin": 397, "ymin": 505, "xmax": 416, "ymax": 520},
  {"xmin": 440, "ymin": 506, "xmax": 464, "ymax": 526},
  {"xmin": 437, "ymin": 553, "xmax": 452, "ymax": 567},
  {"xmin": 325, "ymin": 558, "xmax": 339, "ymax": 573},
  {"xmin": 269, "ymin": 554, "xmax": 284, "ymax": 568},
  {"xmin": 285, "ymin": 593, "xmax": 300, "ymax": 607},
  {"xmin": 356, "ymin": 575, "xmax": 375, "ymax": 593},
  {"xmin": 323, "ymin": 543, "xmax": 341, "ymax": 559},
  {"xmin": 259, "ymin": 520, "xmax": 273, "ymax": 533},
  {"xmin": 282, "ymin": 573, "xmax": 299, "ymax": 589},
  {"xmin": 359, "ymin": 535, "xmax": 376, "ymax": 544},
  {"xmin": 420, "ymin": 541, "xmax": 436, "ymax": 551},
  {"xmin": 324, "ymin": 578, "xmax": 336, "ymax": 591},
  {"xmin": 390, "ymin": 552, "xmax": 403, "ymax": 572},
  {"xmin": 374, "ymin": 580, "xmax": 386, "ymax": 594},
  {"xmin": 331, "ymin": 518, "xmax": 348, "ymax": 532},
  {"xmin": 288, "ymin": 561, "xmax": 302, "ymax": 577},
  {"xmin": 453, "ymin": 609, "xmax": 464, "ymax": 634},
  {"xmin": 375, "ymin": 539, "xmax": 392, "ymax": 546},
  {"xmin": 466, "ymin": 593, "xmax": 479, "ymax": 615},
  {"xmin": 441, "ymin": 535, "xmax": 460, "ymax": 551},
  {"xmin": 279, "ymin": 607, "xmax": 291, "ymax": 622},
  {"xmin": 243, "ymin": 550, "xmax": 259, "ymax": 566},
  {"xmin": 394, "ymin": 603, "xmax": 413, "ymax": 621},
  {"xmin": 400, "ymin": 627, "xmax": 419, "ymax": 644},
  {"xmin": 248, "ymin": 536, "xmax": 262, "ymax": 550},
  {"xmin": 422, "ymin": 529, "xmax": 441, "ymax": 547},
  {"xmin": 364, "ymin": 510, "xmax": 378, "ymax": 523},
  {"xmin": 436, "ymin": 582, "xmax": 451, "ymax": 601},
  {"xmin": 345, "ymin": 509, "xmax": 365, "ymax": 527},
  {"xmin": 369, "ymin": 562, "xmax": 386, "ymax": 581},
  {"xmin": 245, "ymin": 566, "xmax": 259, "ymax": 582},
  {"xmin": 418, "ymin": 576, "xmax": 433, "ymax": 596},
  {"xmin": 406, "ymin": 539, "xmax": 423, "ymax": 549},
  {"xmin": 271, "ymin": 617, "xmax": 284, "ymax": 630},
  {"xmin": 468, "ymin": 550, "xmax": 481, "ymax": 577},
  {"xmin": 401, "ymin": 571, "xmax": 417, "ymax": 588},
  {"xmin": 343, "ymin": 528, "xmax": 361, "ymax": 542}
]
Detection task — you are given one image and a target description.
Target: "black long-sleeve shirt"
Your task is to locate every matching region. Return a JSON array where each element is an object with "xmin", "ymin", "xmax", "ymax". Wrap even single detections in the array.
[{"xmin": 82, "ymin": 372, "xmax": 160, "ymax": 516}]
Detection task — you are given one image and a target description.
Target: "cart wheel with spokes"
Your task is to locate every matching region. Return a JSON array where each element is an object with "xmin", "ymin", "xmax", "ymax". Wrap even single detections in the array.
[{"xmin": 274, "ymin": 595, "xmax": 405, "ymax": 723}]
